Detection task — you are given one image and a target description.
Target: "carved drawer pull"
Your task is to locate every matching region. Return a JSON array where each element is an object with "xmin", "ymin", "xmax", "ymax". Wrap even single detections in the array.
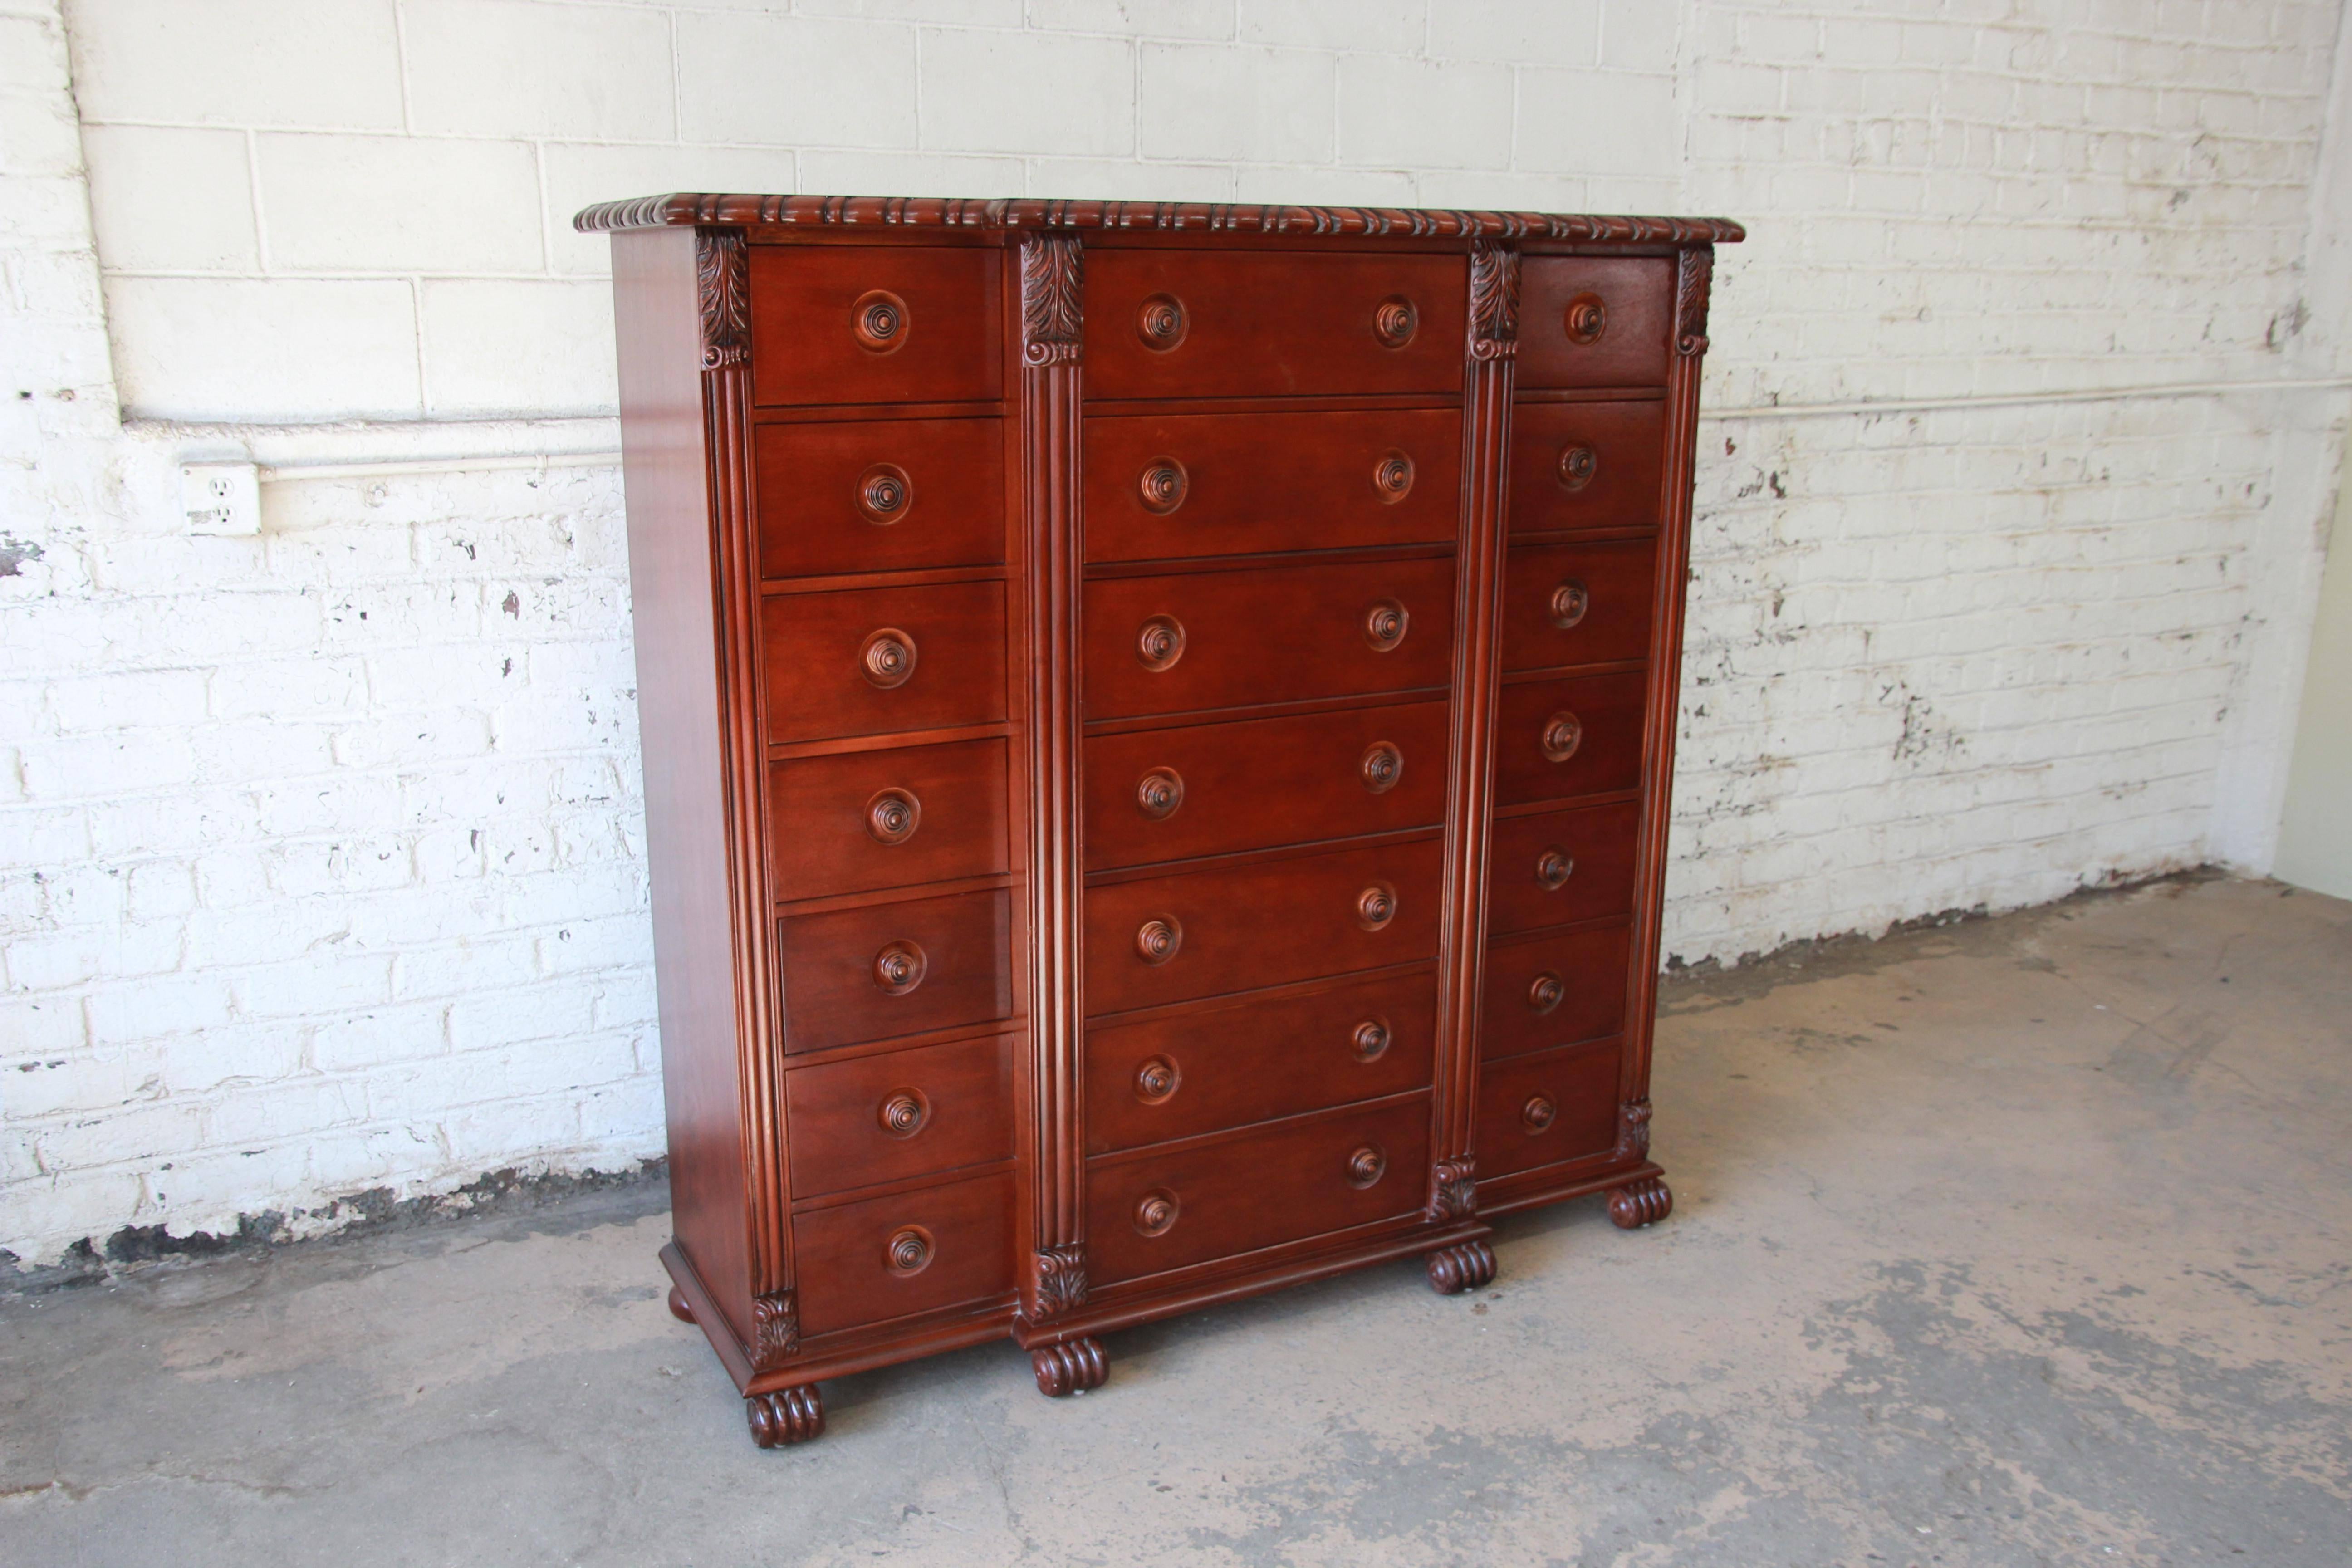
[
  {"xmin": 1138, "ymin": 457, "xmax": 1189, "ymax": 515},
  {"xmin": 861, "ymin": 628, "xmax": 917, "ymax": 689},
  {"xmin": 1137, "ymin": 614, "xmax": 1186, "ymax": 671},
  {"xmin": 1137, "ymin": 293, "xmax": 1188, "ymax": 351},
  {"xmin": 1536, "ymin": 848, "xmax": 1575, "ymax": 890},
  {"xmin": 1372, "ymin": 295, "xmax": 1418, "ymax": 348},
  {"xmin": 1345, "ymin": 1144, "xmax": 1387, "ymax": 1189},
  {"xmin": 1528, "ymin": 970, "xmax": 1565, "ymax": 1015},
  {"xmin": 873, "ymin": 940, "xmax": 928, "ymax": 995},
  {"xmin": 885, "ymin": 1225, "xmax": 933, "ymax": 1275},
  {"xmin": 1135, "ymin": 916, "xmax": 1182, "ymax": 965},
  {"xmin": 853, "ymin": 289, "xmax": 909, "ymax": 353},
  {"xmin": 1372, "ymin": 450, "xmax": 1415, "ymax": 504},
  {"xmin": 1363, "ymin": 599, "xmax": 1409, "ymax": 652},
  {"xmin": 1357, "ymin": 882, "xmax": 1397, "ymax": 931},
  {"xmin": 1352, "ymin": 1018, "xmax": 1392, "ymax": 1062},
  {"xmin": 1564, "ymin": 292, "xmax": 1607, "ymax": 345},
  {"xmin": 1541, "ymin": 710, "xmax": 1583, "ymax": 762},
  {"xmin": 1360, "ymin": 741, "xmax": 1403, "ymax": 794},
  {"xmin": 1558, "ymin": 445, "xmax": 1598, "ymax": 491},
  {"xmin": 1550, "ymin": 578, "xmax": 1590, "ymax": 626},
  {"xmin": 866, "ymin": 788, "xmax": 921, "ymax": 846},
  {"xmin": 857, "ymin": 462, "xmax": 911, "ymax": 523},
  {"xmin": 1134, "ymin": 1055, "xmax": 1180, "ymax": 1103},
  {"xmin": 878, "ymin": 1088, "xmax": 931, "ymax": 1137},
  {"xmin": 1522, "ymin": 1094, "xmax": 1558, "ymax": 1134},
  {"xmin": 1136, "ymin": 767, "xmax": 1185, "ymax": 820},
  {"xmin": 1135, "ymin": 1188, "xmax": 1180, "ymax": 1236}
]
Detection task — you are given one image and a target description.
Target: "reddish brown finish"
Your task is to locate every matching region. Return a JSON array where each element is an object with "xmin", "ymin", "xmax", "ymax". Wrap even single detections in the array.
[
  {"xmin": 790, "ymin": 1169, "xmax": 1015, "ymax": 1338},
  {"xmin": 1083, "ymin": 409, "xmax": 1461, "ymax": 563},
  {"xmin": 1477, "ymin": 1038, "xmax": 1621, "ymax": 1177},
  {"xmin": 1485, "ymin": 798, "xmax": 1643, "ymax": 936},
  {"xmin": 779, "ymin": 888, "xmax": 1012, "ymax": 1054},
  {"xmin": 1494, "ymin": 670, "xmax": 1649, "ymax": 805},
  {"xmin": 1479, "ymin": 923, "xmax": 1632, "ymax": 1063},
  {"xmin": 750, "ymin": 245, "xmax": 1003, "ymax": 407},
  {"xmin": 1501, "ymin": 539, "xmax": 1658, "ymax": 671},
  {"xmin": 755, "ymin": 416, "xmax": 1004, "ymax": 578},
  {"xmin": 1085, "ymin": 969, "xmax": 1438, "ymax": 1154},
  {"xmin": 767, "ymin": 739, "xmax": 1009, "ymax": 900},
  {"xmin": 784, "ymin": 1033, "xmax": 1015, "ymax": 1198},
  {"xmin": 1508, "ymin": 400, "xmax": 1667, "ymax": 536},
  {"xmin": 761, "ymin": 579, "xmax": 1008, "ymax": 743},
  {"xmin": 1517, "ymin": 257, "xmax": 1675, "ymax": 390},
  {"xmin": 1082, "ymin": 699, "xmax": 1449, "ymax": 869},
  {"xmin": 1086, "ymin": 252, "xmax": 1466, "ymax": 400}
]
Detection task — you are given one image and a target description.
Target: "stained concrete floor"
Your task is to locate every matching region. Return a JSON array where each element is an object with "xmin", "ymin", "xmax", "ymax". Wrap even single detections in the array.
[{"xmin": 4, "ymin": 873, "xmax": 2349, "ymax": 1567}]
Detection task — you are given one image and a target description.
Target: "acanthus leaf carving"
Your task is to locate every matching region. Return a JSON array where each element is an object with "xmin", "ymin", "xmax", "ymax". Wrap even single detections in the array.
[
  {"xmin": 1020, "ymin": 233, "xmax": 1084, "ymax": 366},
  {"xmin": 1676, "ymin": 246, "xmax": 1712, "ymax": 358},
  {"xmin": 1427, "ymin": 1156, "xmax": 1478, "ymax": 1223},
  {"xmin": 1612, "ymin": 1097, "xmax": 1654, "ymax": 1164},
  {"xmin": 1027, "ymin": 1244, "xmax": 1088, "ymax": 1322},
  {"xmin": 696, "ymin": 226, "xmax": 750, "ymax": 369},
  {"xmin": 1467, "ymin": 241, "xmax": 1520, "ymax": 362},
  {"xmin": 748, "ymin": 1289, "xmax": 799, "ymax": 1372}
]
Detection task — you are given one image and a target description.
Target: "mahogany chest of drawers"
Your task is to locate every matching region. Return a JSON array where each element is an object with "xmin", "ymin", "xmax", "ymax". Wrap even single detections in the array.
[{"xmin": 583, "ymin": 194, "xmax": 1740, "ymax": 1447}]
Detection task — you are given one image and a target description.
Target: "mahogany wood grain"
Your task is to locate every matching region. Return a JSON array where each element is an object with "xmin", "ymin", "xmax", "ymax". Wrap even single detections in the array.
[
  {"xmin": 1486, "ymin": 798, "xmax": 1643, "ymax": 936},
  {"xmin": 785, "ymin": 1033, "xmax": 1015, "ymax": 1198},
  {"xmin": 750, "ymin": 244, "xmax": 1003, "ymax": 407},
  {"xmin": 1477, "ymin": 1037, "xmax": 1622, "ymax": 1178},
  {"xmin": 1084, "ymin": 969, "xmax": 1439, "ymax": 1155},
  {"xmin": 1082, "ymin": 556, "xmax": 1455, "ymax": 720},
  {"xmin": 1517, "ymin": 256, "xmax": 1675, "ymax": 389},
  {"xmin": 1081, "ymin": 698, "xmax": 1449, "ymax": 870},
  {"xmin": 1508, "ymin": 400, "xmax": 1666, "ymax": 535},
  {"xmin": 790, "ymin": 1168, "xmax": 1015, "ymax": 1338},
  {"xmin": 1494, "ymin": 670, "xmax": 1649, "ymax": 805},
  {"xmin": 1085, "ymin": 251, "xmax": 1465, "ymax": 399},
  {"xmin": 761, "ymin": 579, "xmax": 1008, "ymax": 743},
  {"xmin": 1081, "ymin": 408, "xmax": 1461, "ymax": 563},
  {"xmin": 779, "ymin": 887, "xmax": 1012, "ymax": 1054},
  {"xmin": 1501, "ymin": 538, "xmax": 1659, "ymax": 672},
  {"xmin": 1479, "ymin": 922, "xmax": 1632, "ymax": 1064},
  {"xmin": 767, "ymin": 738, "xmax": 1009, "ymax": 901},
  {"xmin": 755, "ymin": 416, "xmax": 1004, "ymax": 579}
]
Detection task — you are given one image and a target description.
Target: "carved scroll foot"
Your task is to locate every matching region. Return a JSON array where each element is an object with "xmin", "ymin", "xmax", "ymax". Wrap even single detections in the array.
[
  {"xmin": 1031, "ymin": 1337, "xmax": 1108, "ymax": 1397},
  {"xmin": 746, "ymin": 1385, "xmax": 825, "ymax": 1448},
  {"xmin": 1607, "ymin": 1175, "xmax": 1673, "ymax": 1229},
  {"xmin": 1426, "ymin": 1240, "xmax": 1498, "ymax": 1295},
  {"xmin": 666, "ymin": 1285, "xmax": 694, "ymax": 1324}
]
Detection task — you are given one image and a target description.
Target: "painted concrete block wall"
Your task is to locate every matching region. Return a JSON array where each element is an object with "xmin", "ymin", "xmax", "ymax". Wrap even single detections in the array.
[{"xmin": 3, "ymin": 0, "xmax": 2346, "ymax": 1271}]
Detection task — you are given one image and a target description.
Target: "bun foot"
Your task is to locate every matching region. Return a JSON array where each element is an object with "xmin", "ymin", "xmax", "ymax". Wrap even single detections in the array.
[
  {"xmin": 1607, "ymin": 1175, "xmax": 1673, "ymax": 1229},
  {"xmin": 1426, "ymin": 1240, "xmax": 1497, "ymax": 1295},
  {"xmin": 1031, "ymin": 1337, "xmax": 1107, "ymax": 1397},
  {"xmin": 666, "ymin": 1285, "xmax": 694, "ymax": 1323},
  {"xmin": 746, "ymin": 1385, "xmax": 825, "ymax": 1448}
]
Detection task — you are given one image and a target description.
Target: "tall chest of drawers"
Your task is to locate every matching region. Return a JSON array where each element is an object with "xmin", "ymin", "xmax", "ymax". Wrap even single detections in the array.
[{"xmin": 584, "ymin": 195, "xmax": 1741, "ymax": 1447}]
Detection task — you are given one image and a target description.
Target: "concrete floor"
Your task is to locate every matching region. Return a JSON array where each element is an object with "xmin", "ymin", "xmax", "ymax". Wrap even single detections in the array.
[{"xmin": 3, "ymin": 873, "xmax": 2348, "ymax": 1567}]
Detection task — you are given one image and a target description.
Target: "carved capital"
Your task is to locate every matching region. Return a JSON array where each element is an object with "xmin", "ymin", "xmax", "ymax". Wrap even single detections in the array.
[
  {"xmin": 1467, "ymin": 241, "xmax": 1520, "ymax": 361},
  {"xmin": 696, "ymin": 227, "xmax": 750, "ymax": 369},
  {"xmin": 1427, "ymin": 1156, "xmax": 1477, "ymax": 1224},
  {"xmin": 1612, "ymin": 1097, "xmax": 1654, "ymax": 1164},
  {"xmin": 1020, "ymin": 233, "xmax": 1084, "ymax": 366},
  {"xmin": 748, "ymin": 1289, "xmax": 799, "ymax": 1372},
  {"xmin": 1675, "ymin": 246, "xmax": 1712, "ymax": 358},
  {"xmin": 1027, "ymin": 1244, "xmax": 1088, "ymax": 1322}
]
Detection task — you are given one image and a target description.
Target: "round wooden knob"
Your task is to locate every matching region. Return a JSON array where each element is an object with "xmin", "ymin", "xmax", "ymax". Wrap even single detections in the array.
[
  {"xmin": 1137, "ymin": 293, "xmax": 1188, "ymax": 351},
  {"xmin": 1372, "ymin": 450, "xmax": 1415, "ymax": 504},
  {"xmin": 1360, "ymin": 740, "xmax": 1403, "ymax": 794},
  {"xmin": 857, "ymin": 462, "xmax": 911, "ymax": 523},
  {"xmin": 1373, "ymin": 295, "xmax": 1418, "ymax": 348},
  {"xmin": 1536, "ymin": 848, "xmax": 1575, "ymax": 890},
  {"xmin": 1352, "ymin": 1018, "xmax": 1391, "ymax": 1061},
  {"xmin": 884, "ymin": 1225, "xmax": 932, "ymax": 1274},
  {"xmin": 1564, "ymin": 292, "xmax": 1607, "ymax": 344},
  {"xmin": 1542, "ymin": 710, "xmax": 1583, "ymax": 762},
  {"xmin": 866, "ymin": 787, "xmax": 921, "ymax": 845},
  {"xmin": 878, "ymin": 1088, "xmax": 930, "ymax": 1137},
  {"xmin": 1521, "ymin": 1094, "xmax": 1558, "ymax": 1133},
  {"xmin": 1135, "ymin": 916, "xmax": 1182, "ymax": 965},
  {"xmin": 1550, "ymin": 578, "xmax": 1590, "ymax": 626},
  {"xmin": 1357, "ymin": 882, "xmax": 1396, "ymax": 931},
  {"xmin": 1137, "ymin": 614, "xmax": 1186, "ymax": 671},
  {"xmin": 1557, "ymin": 445, "xmax": 1598, "ymax": 491},
  {"xmin": 1136, "ymin": 767, "xmax": 1185, "ymax": 820},
  {"xmin": 873, "ymin": 940, "xmax": 928, "ymax": 995},
  {"xmin": 1345, "ymin": 1144, "xmax": 1387, "ymax": 1188},
  {"xmin": 853, "ymin": 289, "xmax": 909, "ymax": 352},
  {"xmin": 1528, "ymin": 970, "xmax": 1564, "ymax": 1015},
  {"xmin": 1363, "ymin": 599, "xmax": 1409, "ymax": 652},
  {"xmin": 1135, "ymin": 1188, "xmax": 1180, "ymax": 1235},
  {"xmin": 1138, "ymin": 457, "xmax": 1189, "ymax": 515},
  {"xmin": 861, "ymin": 627, "xmax": 916, "ymax": 689},
  {"xmin": 1134, "ymin": 1055, "xmax": 1179, "ymax": 1102}
]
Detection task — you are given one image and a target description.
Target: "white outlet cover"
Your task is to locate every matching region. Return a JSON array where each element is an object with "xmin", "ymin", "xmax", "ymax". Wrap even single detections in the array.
[{"xmin": 181, "ymin": 460, "xmax": 260, "ymax": 536}]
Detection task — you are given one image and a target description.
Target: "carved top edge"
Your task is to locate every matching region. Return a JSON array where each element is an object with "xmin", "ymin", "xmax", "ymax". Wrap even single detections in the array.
[{"xmin": 575, "ymin": 193, "xmax": 1746, "ymax": 245}]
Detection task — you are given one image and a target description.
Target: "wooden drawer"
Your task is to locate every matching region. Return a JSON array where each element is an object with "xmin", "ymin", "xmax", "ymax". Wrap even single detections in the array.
[
  {"xmin": 1083, "ymin": 699, "xmax": 1449, "ymax": 871},
  {"xmin": 749, "ymin": 244, "xmax": 1002, "ymax": 407},
  {"xmin": 786, "ymin": 1034, "xmax": 1014, "ymax": 1199},
  {"xmin": 1518, "ymin": 257, "xmax": 1674, "ymax": 389},
  {"xmin": 755, "ymin": 416, "xmax": 1004, "ymax": 579},
  {"xmin": 1502, "ymin": 538, "xmax": 1658, "ymax": 672},
  {"xmin": 1480, "ymin": 923, "xmax": 1631, "ymax": 1065},
  {"xmin": 1085, "ymin": 1095, "xmax": 1431, "ymax": 1287},
  {"xmin": 1478, "ymin": 1038, "xmax": 1622, "ymax": 1179},
  {"xmin": 1083, "ymin": 556, "xmax": 1454, "ymax": 721},
  {"xmin": 791, "ymin": 1169, "xmax": 1014, "ymax": 1338},
  {"xmin": 768, "ymin": 739, "xmax": 1008, "ymax": 901},
  {"xmin": 1083, "ymin": 408, "xmax": 1460, "ymax": 564},
  {"xmin": 1487, "ymin": 799, "xmax": 1642, "ymax": 937},
  {"xmin": 1509, "ymin": 400, "xmax": 1666, "ymax": 535},
  {"xmin": 1084, "ymin": 836, "xmax": 1443, "ymax": 1016},
  {"xmin": 761, "ymin": 580, "xmax": 1007, "ymax": 745},
  {"xmin": 779, "ymin": 887, "xmax": 1011, "ymax": 1054},
  {"xmin": 1085, "ymin": 251, "xmax": 1465, "ymax": 399},
  {"xmin": 1495, "ymin": 670, "xmax": 1647, "ymax": 806},
  {"xmin": 1085, "ymin": 970, "xmax": 1437, "ymax": 1156}
]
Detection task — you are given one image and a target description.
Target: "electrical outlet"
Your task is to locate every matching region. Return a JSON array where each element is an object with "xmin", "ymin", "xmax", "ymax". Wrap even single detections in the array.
[{"xmin": 181, "ymin": 460, "xmax": 260, "ymax": 536}]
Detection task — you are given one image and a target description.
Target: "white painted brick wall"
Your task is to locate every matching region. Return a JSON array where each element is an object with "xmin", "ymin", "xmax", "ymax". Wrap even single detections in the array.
[{"xmin": 3, "ymin": 0, "xmax": 2346, "ymax": 1271}]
